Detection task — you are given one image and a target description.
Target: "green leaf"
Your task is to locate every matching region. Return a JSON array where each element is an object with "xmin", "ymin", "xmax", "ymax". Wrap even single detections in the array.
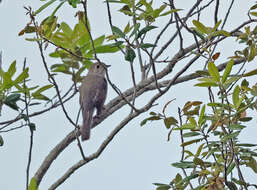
[
  {"xmin": 228, "ymin": 124, "xmax": 246, "ymax": 130},
  {"xmin": 192, "ymin": 20, "xmax": 208, "ymax": 34},
  {"xmin": 32, "ymin": 93, "xmax": 50, "ymax": 101},
  {"xmin": 125, "ymin": 46, "xmax": 136, "ymax": 62},
  {"xmin": 177, "ymin": 174, "xmax": 199, "ymax": 185},
  {"xmin": 196, "ymin": 143, "xmax": 204, "ymax": 157},
  {"xmin": 226, "ymin": 162, "xmax": 235, "ymax": 176},
  {"xmin": 208, "ymin": 61, "xmax": 220, "ymax": 82},
  {"xmin": 136, "ymin": 25, "xmax": 157, "ymax": 39},
  {"xmin": 213, "ymin": 30, "xmax": 230, "ymax": 37},
  {"xmin": 129, "ymin": 23, "xmax": 140, "ymax": 38},
  {"xmin": 222, "ymin": 59, "xmax": 234, "ymax": 83},
  {"xmin": 49, "ymin": 51, "xmax": 60, "ymax": 58},
  {"xmin": 60, "ymin": 22, "xmax": 72, "ymax": 37},
  {"xmin": 124, "ymin": 22, "xmax": 131, "ymax": 34},
  {"xmin": 153, "ymin": 4, "xmax": 167, "ymax": 18},
  {"xmin": 198, "ymin": 104, "xmax": 205, "ymax": 125},
  {"xmin": 195, "ymin": 76, "xmax": 219, "ymax": 87},
  {"xmin": 193, "ymin": 157, "xmax": 204, "ymax": 166},
  {"xmin": 140, "ymin": 116, "xmax": 161, "ymax": 126},
  {"xmin": 14, "ymin": 68, "xmax": 29, "ymax": 84},
  {"xmin": 248, "ymin": 44, "xmax": 256, "ymax": 61},
  {"xmin": 232, "ymin": 85, "xmax": 240, "ymax": 106},
  {"xmin": 68, "ymin": 0, "xmax": 80, "ymax": 8},
  {"xmin": 191, "ymin": 28, "xmax": 205, "ymax": 40},
  {"xmin": 223, "ymin": 76, "xmax": 240, "ymax": 89},
  {"xmin": 24, "ymin": 26, "xmax": 37, "ymax": 34},
  {"xmin": 194, "ymin": 82, "xmax": 218, "ymax": 87},
  {"xmin": 156, "ymin": 185, "xmax": 171, "ymax": 190},
  {"xmin": 34, "ymin": 0, "xmax": 57, "ymax": 15},
  {"xmin": 7, "ymin": 61, "xmax": 17, "ymax": 77},
  {"xmin": 245, "ymin": 157, "xmax": 257, "ymax": 173},
  {"xmin": 241, "ymin": 79, "xmax": 249, "ymax": 87},
  {"xmin": 172, "ymin": 161, "xmax": 195, "ymax": 169},
  {"xmin": 25, "ymin": 38, "xmax": 42, "ymax": 42},
  {"xmin": 221, "ymin": 131, "xmax": 240, "ymax": 142},
  {"xmin": 189, "ymin": 117, "xmax": 197, "ymax": 126},
  {"xmin": 29, "ymin": 123, "xmax": 36, "ymax": 131},
  {"xmin": 232, "ymin": 178, "xmax": 248, "ymax": 186},
  {"xmin": 181, "ymin": 138, "xmax": 203, "ymax": 147},
  {"xmin": 239, "ymin": 117, "xmax": 252, "ymax": 122},
  {"xmin": 51, "ymin": 64, "xmax": 72, "ymax": 74},
  {"xmin": 147, "ymin": 116, "xmax": 161, "ymax": 121},
  {"xmin": 21, "ymin": 114, "xmax": 29, "ymax": 122},
  {"xmin": 93, "ymin": 35, "xmax": 105, "ymax": 47},
  {"xmin": 89, "ymin": 43, "xmax": 122, "ymax": 54},
  {"xmin": 235, "ymin": 143, "xmax": 257, "ymax": 147},
  {"xmin": 211, "ymin": 20, "xmax": 222, "ymax": 33},
  {"xmin": 33, "ymin": 85, "xmax": 53, "ymax": 94},
  {"xmin": 5, "ymin": 94, "xmax": 21, "ymax": 103},
  {"xmin": 164, "ymin": 117, "xmax": 178, "ymax": 129},
  {"xmin": 243, "ymin": 68, "xmax": 257, "ymax": 77},
  {"xmin": 226, "ymin": 181, "xmax": 238, "ymax": 190},
  {"xmin": 50, "ymin": 1, "xmax": 65, "ymax": 17},
  {"xmin": 140, "ymin": 119, "xmax": 148, "ymax": 126},
  {"xmin": 4, "ymin": 101, "xmax": 19, "ymax": 110},
  {"xmin": 149, "ymin": 111, "xmax": 157, "ymax": 115},
  {"xmin": 250, "ymin": 11, "xmax": 257, "ymax": 17},
  {"xmin": 0, "ymin": 135, "xmax": 4, "ymax": 146},
  {"xmin": 28, "ymin": 177, "xmax": 38, "ymax": 190},
  {"xmin": 184, "ymin": 150, "xmax": 194, "ymax": 158},
  {"xmin": 207, "ymin": 102, "xmax": 229, "ymax": 108},
  {"xmin": 139, "ymin": 43, "xmax": 156, "ymax": 48},
  {"xmin": 250, "ymin": 4, "xmax": 257, "ymax": 10},
  {"xmin": 0, "ymin": 71, "xmax": 13, "ymax": 90},
  {"xmin": 111, "ymin": 26, "xmax": 125, "ymax": 39},
  {"xmin": 173, "ymin": 123, "xmax": 195, "ymax": 130},
  {"xmin": 182, "ymin": 132, "xmax": 200, "ymax": 138}
]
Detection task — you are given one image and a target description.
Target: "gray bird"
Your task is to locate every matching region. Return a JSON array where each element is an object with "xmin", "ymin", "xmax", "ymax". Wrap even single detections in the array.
[{"xmin": 79, "ymin": 62, "xmax": 109, "ymax": 141}]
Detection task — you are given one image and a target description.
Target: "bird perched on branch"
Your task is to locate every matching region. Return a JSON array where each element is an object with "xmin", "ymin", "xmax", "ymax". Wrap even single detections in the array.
[{"xmin": 79, "ymin": 62, "xmax": 109, "ymax": 141}]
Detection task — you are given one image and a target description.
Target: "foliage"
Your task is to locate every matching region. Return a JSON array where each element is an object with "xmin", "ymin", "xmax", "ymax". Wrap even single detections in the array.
[{"xmin": 144, "ymin": 61, "xmax": 257, "ymax": 189}]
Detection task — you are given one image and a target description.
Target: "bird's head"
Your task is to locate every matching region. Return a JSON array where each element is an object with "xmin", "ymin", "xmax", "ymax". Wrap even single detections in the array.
[{"xmin": 88, "ymin": 62, "xmax": 110, "ymax": 76}]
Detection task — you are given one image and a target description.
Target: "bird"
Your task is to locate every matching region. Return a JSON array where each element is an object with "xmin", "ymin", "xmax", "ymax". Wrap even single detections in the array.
[{"xmin": 79, "ymin": 62, "xmax": 109, "ymax": 141}]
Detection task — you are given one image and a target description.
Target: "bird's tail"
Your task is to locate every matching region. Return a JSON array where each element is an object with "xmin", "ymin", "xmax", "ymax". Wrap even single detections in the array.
[{"xmin": 81, "ymin": 109, "xmax": 93, "ymax": 141}]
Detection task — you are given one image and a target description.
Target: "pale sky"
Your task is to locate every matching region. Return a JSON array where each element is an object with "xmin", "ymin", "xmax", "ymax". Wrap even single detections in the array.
[{"xmin": 0, "ymin": 1, "xmax": 256, "ymax": 189}]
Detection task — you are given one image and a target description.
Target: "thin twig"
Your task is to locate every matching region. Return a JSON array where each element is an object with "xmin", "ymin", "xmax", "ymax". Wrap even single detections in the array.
[
  {"xmin": 209, "ymin": 0, "xmax": 235, "ymax": 65},
  {"xmin": 170, "ymin": 0, "xmax": 183, "ymax": 51},
  {"xmin": 129, "ymin": 60, "xmax": 137, "ymax": 113},
  {"xmin": 0, "ymin": 124, "xmax": 26, "ymax": 133},
  {"xmin": 23, "ymin": 58, "xmax": 34, "ymax": 190},
  {"xmin": 154, "ymin": 0, "xmax": 204, "ymax": 61},
  {"xmin": 75, "ymin": 107, "xmax": 86, "ymax": 160},
  {"xmin": 131, "ymin": 1, "xmax": 145, "ymax": 80},
  {"xmin": 143, "ymin": 49, "xmax": 162, "ymax": 93},
  {"xmin": 105, "ymin": 69, "xmax": 139, "ymax": 112},
  {"xmin": 214, "ymin": 0, "xmax": 219, "ymax": 24},
  {"xmin": 82, "ymin": 0, "xmax": 99, "ymax": 62},
  {"xmin": 42, "ymin": 37, "xmax": 91, "ymax": 61},
  {"xmin": 105, "ymin": 0, "xmax": 125, "ymax": 55}
]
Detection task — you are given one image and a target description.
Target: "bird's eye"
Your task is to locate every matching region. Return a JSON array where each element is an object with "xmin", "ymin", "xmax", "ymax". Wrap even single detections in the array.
[{"xmin": 96, "ymin": 64, "xmax": 100, "ymax": 69}]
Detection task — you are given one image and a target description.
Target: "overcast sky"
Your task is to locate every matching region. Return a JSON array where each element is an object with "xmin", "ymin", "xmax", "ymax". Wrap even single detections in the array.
[{"xmin": 0, "ymin": 1, "xmax": 256, "ymax": 190}]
